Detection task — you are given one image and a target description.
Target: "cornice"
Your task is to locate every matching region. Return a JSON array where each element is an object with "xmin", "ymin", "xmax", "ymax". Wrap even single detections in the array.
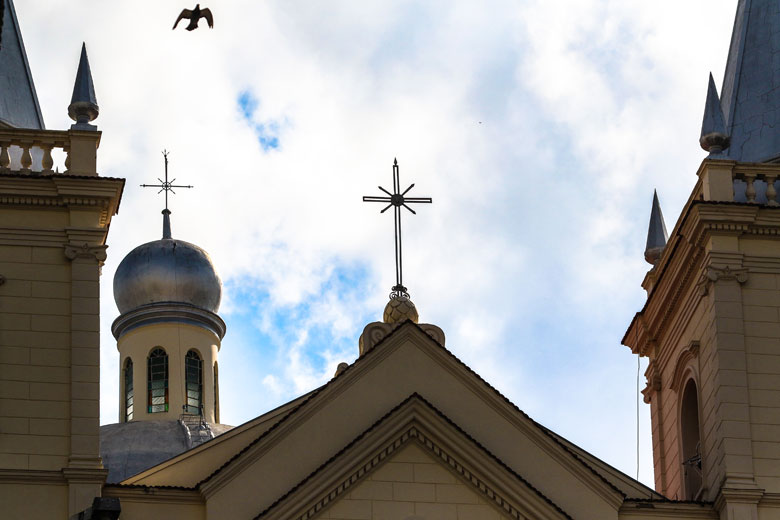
[
  {"xmin": 112, "ymin": 302, "xmax": 226, "ymax": 340},
  {"xmin": 619, "ymin": 500, "xmax": 717, "ymax": 518},
  {"xmin": 102, "ymin": 485, "xmax": 204, "ymax": 505},
  {"xmin": 0, "ymin": 172, "xmax": 124, "ymax": 227},
  {"xmin": 0, "ymin": 469, "xmax": 65, "ymax": 485}
]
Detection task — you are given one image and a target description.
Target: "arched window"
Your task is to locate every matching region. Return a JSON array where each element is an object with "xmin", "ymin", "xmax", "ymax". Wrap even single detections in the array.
[
  {"xmin": 185, "ymin": 350, "xmax": 203, "ymax": 415},
  {"xmin": 680, "ymin": 378, "xmax": 703, "ymax": 500},
  {"xmin": 147, "ymin": 348, "xmax": 168, "ymax": 413},
  {"xmin": 214, "ymin": 361, "xmax": 220, "ymax": 423},
  {"xmin": 123, "ymin": 358, "xmax": 134, "ymax": 422}
]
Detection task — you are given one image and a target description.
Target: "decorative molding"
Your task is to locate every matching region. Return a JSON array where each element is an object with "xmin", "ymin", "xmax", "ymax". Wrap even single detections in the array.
[
  {"xmin": 697, "ymin": 266, "xmax": 748, "ymax": 296},
  {"xmin": 112, "ymin": 302, "xmax": 226, "ymax": 340},
  {"xmin": 264, "ymin": 426, "xmax": 550, "ymax": 520},
  {"xmin": 359, "ymin": 321, "xmax": 446, "ymax": 355},
  {"xmin": 669, "ymin": 341, "xmax": 701, "ymax": 392},
  {"xmin": 642, "ymin": 372, "xmax": 662, "ymax": 404},
  {"xmin": 0, "ymin": 469, "xmax": 65, "ymax": 485},
  {"xmin": 64, "ymin": 242, "xmax": 107, "ymax": 262}
]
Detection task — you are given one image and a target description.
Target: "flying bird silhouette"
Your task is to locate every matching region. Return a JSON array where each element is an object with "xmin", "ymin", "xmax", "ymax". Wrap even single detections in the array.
[{"xmin": 173, "ymin": 4, "xmax": 213, "ymax": 31}]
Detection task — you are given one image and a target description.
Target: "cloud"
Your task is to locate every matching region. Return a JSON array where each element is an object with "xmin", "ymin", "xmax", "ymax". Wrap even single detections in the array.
[{"xmin": 13, "ymin": 0, "xmax": 739, "ymax": 486}]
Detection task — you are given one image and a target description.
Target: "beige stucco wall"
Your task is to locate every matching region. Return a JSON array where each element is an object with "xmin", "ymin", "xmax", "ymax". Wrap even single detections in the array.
[
  {"xmin": 316, "ymin": 443, "xmax": 511, "ymax": 520},
  {"xmin": 0, "ymin": 169, "xmax": 123, "ymax": 517},
  {"xmin": 117, "ymin": 322, "xmax": 220, "ymax": 423}
]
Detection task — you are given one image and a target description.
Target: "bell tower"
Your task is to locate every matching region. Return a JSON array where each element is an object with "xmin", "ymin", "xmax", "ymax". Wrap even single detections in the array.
[{"xmin": 624, "ymin": 1, "xmax": 780, "ymax": 516}]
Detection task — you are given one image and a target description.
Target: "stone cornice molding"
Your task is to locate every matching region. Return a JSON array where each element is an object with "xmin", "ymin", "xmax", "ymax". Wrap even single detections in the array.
[
  {"xmin": 0, "ymin": 469, "xmax": 65, "ymax": 485},
  {"xmin": 102, "ymin": 486, "xmax": 204, "ymax": 505},
  {"xmin": 714, "ymin": 486, "xmax": 764, "ymax": 511},
  {"xmin": 0, "ymin": 173, "xmax": 124, "ymax": 227},
  {"xmin": 624, "ymin": 201, "xmax": 759, "ymax": 358},
  {"xmin": 112, "ymin": 302, "xmax": 226, "ymax": 340},
  {"xmin": 61, "ymin": 466, "xmax": 109, "ymax": 484},
  {"xmin": 619, "ymin": 501, "xmax": 717, "ymax": 518}
]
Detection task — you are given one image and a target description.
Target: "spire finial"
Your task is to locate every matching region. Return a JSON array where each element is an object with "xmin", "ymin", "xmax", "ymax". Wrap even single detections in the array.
[
  {"xmin": 700, "ymin": 72, "xmax": 730, "ymax": 156},
  {"xmin": 68, "ymin": 42, "xmax": 99, "ymax": 129},
  {"xmin": 644, "ymin": 190, "xmax": 668, "ymax": 265},
  {"xmin": 141, "ymin": 151, "xmax": 194, "ymax": 239}
]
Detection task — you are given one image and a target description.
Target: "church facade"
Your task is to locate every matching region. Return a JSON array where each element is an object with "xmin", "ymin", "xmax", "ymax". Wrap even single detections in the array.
[{"xmin": 3, "ymin": 0, "xmax": 780, "ymax": 518}]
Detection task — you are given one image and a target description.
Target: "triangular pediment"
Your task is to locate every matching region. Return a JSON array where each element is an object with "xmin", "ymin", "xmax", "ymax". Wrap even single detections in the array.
[
  {"xmin": 255, "ymin": 394, "xmax": 570, "ymax": 520},
  {"xmin": 124, "ymin": 322, "xmax": 656, "ymax": 518}
]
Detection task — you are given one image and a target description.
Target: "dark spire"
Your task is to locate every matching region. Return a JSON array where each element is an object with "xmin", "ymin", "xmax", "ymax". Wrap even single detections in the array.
[
  {"xmin": 700, "ymin": 73, "xmax": 730, "ymax": 155},
  {"xmin": 68, "ymin": 43, "xmax": 99, "ymax": 128},
  {"xmin": 718, "ymin": 0, "xmax": 780, "ymax": 162},
  {"xmin": 0, "ymin": 0, "xmax": 44, "ymax": 129},
  {"xmin": 644, "ymin": 190, "xmax": 668, "ymax": 265}
]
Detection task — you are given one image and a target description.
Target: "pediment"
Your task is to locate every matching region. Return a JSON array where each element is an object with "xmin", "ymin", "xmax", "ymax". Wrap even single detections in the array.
[
  {"xmin": 126, "ymin": 322, "xmax": 654, "ymax": 518},
  {"xmin": 255, "ymin": 395, "xmax": 570, "ymax": 520}
]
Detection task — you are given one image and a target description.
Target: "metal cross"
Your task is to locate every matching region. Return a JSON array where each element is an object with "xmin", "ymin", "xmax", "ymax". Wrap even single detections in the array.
[
  {"xmin": 363, "ymin": 158, "xmax": 432, "ymax": 298},
  {"xmin": 141, "ymin": 150, "xmax": 193, "ymax": 210}
]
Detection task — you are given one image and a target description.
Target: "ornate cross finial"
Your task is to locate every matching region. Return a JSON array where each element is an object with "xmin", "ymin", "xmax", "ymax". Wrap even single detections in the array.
[
  {"xmin": 363, "ymin": 158, "xmax": 432, "ymax": 298},
  {"xmin": 141, "ymin": 150, "xmax": 193, "ymax": 211}
]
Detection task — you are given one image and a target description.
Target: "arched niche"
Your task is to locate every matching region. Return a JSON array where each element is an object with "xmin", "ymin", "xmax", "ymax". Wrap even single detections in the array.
[{"xmin": 680, "ymin": 377, "xmax": 703, "ymax": 500}]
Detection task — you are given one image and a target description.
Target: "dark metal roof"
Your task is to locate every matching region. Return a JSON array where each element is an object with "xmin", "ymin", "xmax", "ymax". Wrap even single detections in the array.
[
  {"xmin": 0, "ymin": 0, "xmax": 44, "ymax": 129},
  {"xmin": 719, "ymin": 0, "xmax": 780, "ymax": 161}
]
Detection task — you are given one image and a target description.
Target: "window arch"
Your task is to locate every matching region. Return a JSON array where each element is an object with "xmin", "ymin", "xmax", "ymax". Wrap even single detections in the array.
[
  {"xmin": 680, "ymin": 378, "xmax": 703, "ymax": 500},
  {"xmin": 123, "ymin": 358, "xmax": 134, "ymax": 422},
  {"xmin": 147, "ymin": 348, "xmax": 169, "ymax": 413},
  {"xmin": 185, "ymin": 350, "xmax": 203, "ymax": 415}
]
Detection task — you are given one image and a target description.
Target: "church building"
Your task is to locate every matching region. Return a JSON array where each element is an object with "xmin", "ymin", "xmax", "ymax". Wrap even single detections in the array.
[{"xmin": 2, "ymin": 0, "xmax": 780, "ymax": 518}]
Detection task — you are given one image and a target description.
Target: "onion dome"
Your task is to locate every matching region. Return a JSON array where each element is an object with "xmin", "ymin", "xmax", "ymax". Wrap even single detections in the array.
[
  {"xmin": 112, "ymin": 210, "xmax": 225, "ymax": 339},
  {"xmin": 383, "ymin": 294, "xmax": 419, "ymax": 324}
]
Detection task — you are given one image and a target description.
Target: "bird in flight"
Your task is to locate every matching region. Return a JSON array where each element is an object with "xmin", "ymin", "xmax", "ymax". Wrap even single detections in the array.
[{"xmin": 173, "ymin": 4, "xmax": 214, "ymax": 31}]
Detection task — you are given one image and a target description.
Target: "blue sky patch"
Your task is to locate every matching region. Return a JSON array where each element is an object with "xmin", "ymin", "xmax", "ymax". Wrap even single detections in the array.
[{"xmin": 237, "ymin": 90, "xmax": 282, "ymax": 151}]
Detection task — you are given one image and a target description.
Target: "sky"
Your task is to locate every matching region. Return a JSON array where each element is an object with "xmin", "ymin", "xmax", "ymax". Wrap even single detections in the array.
[{"xmin": 14, "ymin": 0, "xmax": 738, "ymax": 487}]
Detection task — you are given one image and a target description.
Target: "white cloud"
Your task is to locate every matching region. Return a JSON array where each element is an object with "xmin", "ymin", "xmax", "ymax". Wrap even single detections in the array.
[{"xmin": 13, "ymin": 0, "xmax": 739, "ymax": 486}]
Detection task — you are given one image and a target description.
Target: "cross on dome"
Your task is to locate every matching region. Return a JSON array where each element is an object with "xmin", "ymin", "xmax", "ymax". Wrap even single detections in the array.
[{"xmin": 141, "ymin": 150, "xmax": 194, "ymax": 239}]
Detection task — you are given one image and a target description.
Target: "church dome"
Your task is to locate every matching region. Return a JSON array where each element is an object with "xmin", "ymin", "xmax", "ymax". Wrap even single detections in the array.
[{"xmin": 113, "ymin": 236, "xmax": 222, "ymax": 315}]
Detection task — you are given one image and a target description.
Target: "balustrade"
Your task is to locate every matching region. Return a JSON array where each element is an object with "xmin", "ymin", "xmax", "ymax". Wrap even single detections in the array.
[
  {"xmin": 732, "ymin": 167, "xmax": 780, "ymax": 205},
  {"xmin": 0, "ymin": 127, "xmax": 99, "ymax": 176}
]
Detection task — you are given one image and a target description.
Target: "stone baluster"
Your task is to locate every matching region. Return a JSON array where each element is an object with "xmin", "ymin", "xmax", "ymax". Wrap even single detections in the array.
[
  {"xmin": 41, "ymin": 144, "xmax": 54, "ymax": 174},
  {"xmin": 0, "ymin": 142, "xmax": 9, "ymax": 172},
  {"xmin": 20, "ymin": 142, "xmax": 33, "ymax": 173},
  {"xmin": 767, "ymin": 174, "xmax": 778, "ymax": 206},
  {"xmin": 744, "ymin": 173, "xmax": 757, "ymax": 203},
  {"xmin": 64, "ymin": 146, "xmax": 71, "ymax": 173}
]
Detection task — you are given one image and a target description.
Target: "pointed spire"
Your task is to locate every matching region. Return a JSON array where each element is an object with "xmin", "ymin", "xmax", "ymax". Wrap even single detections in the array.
[
  {"xmin": 162, "ymin": 209, "xmax": 172, "ymax": 239},
  {"xmin": 0, "ymin": 0, "xmax": 45, "ymax": 128},
  {"xmin": 717, "ymin": 0, "xmax": 780, "ymax": 162},
  {"xmin": 700, "ymin": 73, "xmax": 730, "ymax": 155},
  {"xmin": 68, "ymin": 43, "xmax": 99, "ymax": 129},
  {"xmin": 645, "ymin": 190, "xmax": 668, "ymax": 265}
]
